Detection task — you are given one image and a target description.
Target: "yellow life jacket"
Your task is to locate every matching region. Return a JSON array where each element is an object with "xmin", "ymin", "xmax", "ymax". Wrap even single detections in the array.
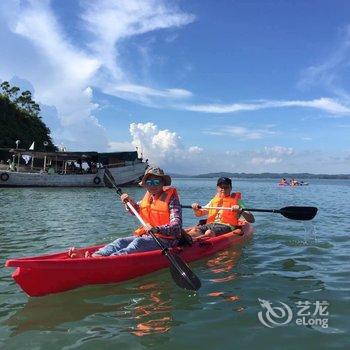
[
  {"xmin": 134, "ymin": 187, "xmax": 179, "ymax": 240},
  {"xmin": 207, "ymin": 192, "xmax": 242, "ymax": 227}
]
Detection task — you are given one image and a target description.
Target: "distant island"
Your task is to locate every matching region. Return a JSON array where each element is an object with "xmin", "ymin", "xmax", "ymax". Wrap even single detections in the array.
[{"xmin": 170, "ymin": 172, "xmax": 350, "ymax": 180}]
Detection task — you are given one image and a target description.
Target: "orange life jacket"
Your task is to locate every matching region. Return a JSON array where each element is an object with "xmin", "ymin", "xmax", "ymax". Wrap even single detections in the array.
[
  {"xmin": 207, "ymin": 192, "xmax": 243, "ymax": 227},
  {"xmin": 134, "ymin": 187, "xmax": 179, "ymax": 240}
]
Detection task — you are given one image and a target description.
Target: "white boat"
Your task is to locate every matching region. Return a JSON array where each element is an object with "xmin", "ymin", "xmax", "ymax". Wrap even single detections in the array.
[
  {"xmin": 0, "ymin": 150, "xmax": 148, "ymax": 187},
  {"xmin": 107, "ymin": 161, "xmax": 147, "ymax": 186}
]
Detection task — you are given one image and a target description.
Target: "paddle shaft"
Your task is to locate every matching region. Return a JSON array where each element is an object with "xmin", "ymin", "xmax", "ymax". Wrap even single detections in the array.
[
  {"xmin": 181, "ymin": 204, "xmax": 317, "ymax": 220},
  {"xmin": 200, "ymin": 206, "xmax": 280, "ymax": 213},
  {"xmin": 181, "ymin": 205, "xmax": 256, "ymax": 211}
]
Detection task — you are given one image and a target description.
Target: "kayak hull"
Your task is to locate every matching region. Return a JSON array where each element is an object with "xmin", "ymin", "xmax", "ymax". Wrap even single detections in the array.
[{"xmin": 5, "ymin": 224, "xmax": 253, "ymax": 297}]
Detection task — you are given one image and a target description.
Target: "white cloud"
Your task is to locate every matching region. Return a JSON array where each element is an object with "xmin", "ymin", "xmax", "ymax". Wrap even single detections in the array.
[
  {"xmin": 81, "ymin": 0, "xmax": 195, "ymax": 104},
  {"xmin": 129, "ymin": 122, "xmax": 204, "ymax": 171},
  {"xmin": 281, "ymin": 98, "xmax": 350, "ymax": 115},
  {"xmin": 12, "ymin": 2, "xmax": 100, "ymax": 86},
  {"xmin": 113, "ymin": 85, "xmax": 192, "ymax": 99},
  {"xmin": 251, "ymin": 157, "xmax": 281, "ymax": 165},
  {"xmin": 264, "ymin": 146, "xmax": 294, "ymax": 156},
  {"xmin": 250, "ymin": 146, "xmax": 294, "ymax": 167},
  {"xmin": 81, "ymin": 0, "xmax": 195, "ymax": 75},
  {"xmin": 186, "ymin": 102, "xmax": 261, "ymax": 113},
  {"xmin": 299, "ymin": 25, "xmax": 350, "ymax": 108},
  {"xmin": 203, "ymin": 125, "xmax": 277, "ymax": 140},
  {"xmin": 185, "ymin": 98, "xmax": 350, "ymax": 115},
  {"xmin": 130, "ymin": 122, "xmax": 182, "ymax": 163},
  {"xmin": 188, "ymin": 146, "xmax": 203, "ymax": 154},
  {"xmin": 103, "ymin": 84, "xmax": 192, "ymax": 105}
]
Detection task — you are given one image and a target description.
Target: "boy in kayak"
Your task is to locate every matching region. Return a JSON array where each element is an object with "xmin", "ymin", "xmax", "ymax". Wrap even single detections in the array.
[
  {"xmin": 68, "ymin": 167, "xmax": 182, "ymax": 257},
  {"xmin": 290, "ymin": 178, "xmax": 299, "ymax": 186},
  {"xmin": 188, "ymin": 177, "xmax": 254, "ymax": 240}
]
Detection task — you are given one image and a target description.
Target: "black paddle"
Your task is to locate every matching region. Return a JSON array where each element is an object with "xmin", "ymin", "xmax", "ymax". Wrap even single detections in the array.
[
  {"xmin": 181, "ymin": 205, "xmax": 318, "ymax": 221},
  {"xmin": 103, "ymin": 168, "xmax": 201, "ymax": 291}
]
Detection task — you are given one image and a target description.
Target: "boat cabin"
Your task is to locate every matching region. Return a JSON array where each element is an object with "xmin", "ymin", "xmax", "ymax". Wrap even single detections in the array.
[{"xmin": 7, "ymin": 149, "xmax": 100, "ymax": 175}]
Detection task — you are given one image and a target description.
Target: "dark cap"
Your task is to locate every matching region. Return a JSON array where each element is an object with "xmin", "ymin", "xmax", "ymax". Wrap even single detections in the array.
[{"xmin": 217, "ymin": 177, "xmax": 232, "ymax": 187}]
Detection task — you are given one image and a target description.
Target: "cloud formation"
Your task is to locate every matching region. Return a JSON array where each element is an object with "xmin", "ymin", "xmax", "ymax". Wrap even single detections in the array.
[
  {"xmin": 129, "ymin": 122, "xmax": 204, "ymax": 171},
  {"xmin": 299, "ymin": 25, "xmax": 350, "ymax": 105},
  {"xmin": 0, "ymin": 0, "xmax": 195, "ymax": 150},
  {"xmin": 110, "ymin": 122, "xmax": 349, "ymax": 174},
  {"xmin": 185, "ymin": 98, "xmax": 350, "ymax": 115},
  {"xmin": 127, "ymin": 122, "xmax": 302, "ymax": 173},
  {"xmin": 250, "ymin": 146, "xmax": 294, "ymax": 166},
  {"xmin": 204, "ymin": 125, "xmax": 277, "ymax": 140},
  {"xmin": 81, "ymin": 0, "xmax": 195, "ymax": 105}
]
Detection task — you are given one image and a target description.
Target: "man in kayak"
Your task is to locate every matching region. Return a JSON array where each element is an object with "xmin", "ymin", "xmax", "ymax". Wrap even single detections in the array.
[
  {"xmin": 188, "ymin": 177, "xmax": 255, "ymax": 240},
  {"xmin": 69, "ymin": 167, "xmax": 182, "ymax": 257}
]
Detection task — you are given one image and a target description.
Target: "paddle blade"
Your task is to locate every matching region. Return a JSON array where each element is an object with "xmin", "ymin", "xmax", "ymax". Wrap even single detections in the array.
[
  {"xmin": 167, "ymin": 252, "xmax": 201, "ymax": 291},
  {"xmin": 280, "ymin": 206, "xmax": 318, "ymax": 221}
]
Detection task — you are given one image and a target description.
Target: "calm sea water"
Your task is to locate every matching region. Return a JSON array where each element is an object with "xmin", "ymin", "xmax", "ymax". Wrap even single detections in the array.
[{"xmin": 1, "ymin": 178, "xmax": 349, "ymax": 350}]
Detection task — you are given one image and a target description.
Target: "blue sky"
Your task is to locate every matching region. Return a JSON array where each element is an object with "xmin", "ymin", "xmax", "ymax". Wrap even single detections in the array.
[{"xmin": 0, "ymin": 0, "xmax": 349, "ymax": 174}]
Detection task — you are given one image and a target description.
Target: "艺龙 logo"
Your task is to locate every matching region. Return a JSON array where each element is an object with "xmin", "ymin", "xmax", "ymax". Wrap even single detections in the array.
[
  {"xmin": 258, "ymin": 298, "xmax": 293, "ymax": 328},
  {"xmin": 258, "ymin": 299, "xmax": 329, "ymax": 329}
]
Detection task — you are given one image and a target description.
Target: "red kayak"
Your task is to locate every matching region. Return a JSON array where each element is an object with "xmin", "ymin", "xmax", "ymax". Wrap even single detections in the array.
[{"xmin": 5, "ymin": 224, "xmax": 253, "ymax": 297}]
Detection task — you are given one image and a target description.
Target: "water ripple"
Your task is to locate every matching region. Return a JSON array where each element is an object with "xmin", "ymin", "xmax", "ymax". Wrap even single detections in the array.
[{"xmin": 1, "ymin": 179, "xmax": 350, "ymax": 349}]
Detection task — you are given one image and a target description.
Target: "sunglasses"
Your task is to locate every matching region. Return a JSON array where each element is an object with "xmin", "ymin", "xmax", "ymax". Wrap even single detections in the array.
[{"xmin": 145, "ymin": 179, "xmax": 162, "ymax": 186}]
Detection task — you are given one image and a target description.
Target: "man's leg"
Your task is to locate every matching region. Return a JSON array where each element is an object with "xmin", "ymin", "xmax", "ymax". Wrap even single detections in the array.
[
  {"xmin": 114, "ymin": 236, "xmax": 174, "ymax": 255},
  {"xmin": 93, "ymin": 236, "xmax": 135, "ymax": 256}
]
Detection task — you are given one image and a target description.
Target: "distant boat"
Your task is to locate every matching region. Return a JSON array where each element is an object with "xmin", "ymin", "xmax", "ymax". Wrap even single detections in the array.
[
  {"xmin": 278, "ymin": 181, "xmax": 309, "ymax": 187},
  {"xmin": 0, "ymin": 149, "xmax": 148, "ymax": 187}
]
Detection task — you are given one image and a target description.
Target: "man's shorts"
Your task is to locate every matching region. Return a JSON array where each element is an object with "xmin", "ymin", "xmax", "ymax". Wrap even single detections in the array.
[{"xmin": 196, "ymin": 223, "xmax": 233, "ymax": 235}]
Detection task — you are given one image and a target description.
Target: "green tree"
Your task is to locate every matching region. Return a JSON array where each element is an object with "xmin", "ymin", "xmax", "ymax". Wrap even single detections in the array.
[
  {"xmin": 0, "ymin": 81, "xmax": 11, "ymax": 97},
  {"xmin": 0, "ymin": 81, "xmax": 56, "ymax": 151}
]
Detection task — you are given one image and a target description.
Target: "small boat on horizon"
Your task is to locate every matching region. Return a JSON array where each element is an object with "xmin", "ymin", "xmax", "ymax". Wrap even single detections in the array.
[
  {"xmin": 278, "ymin": 178, "xmax": 309, "ymax": 187},
  {"xmin": 0, "ymin": 149, "xmax": 148, "ymax": 187}
]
